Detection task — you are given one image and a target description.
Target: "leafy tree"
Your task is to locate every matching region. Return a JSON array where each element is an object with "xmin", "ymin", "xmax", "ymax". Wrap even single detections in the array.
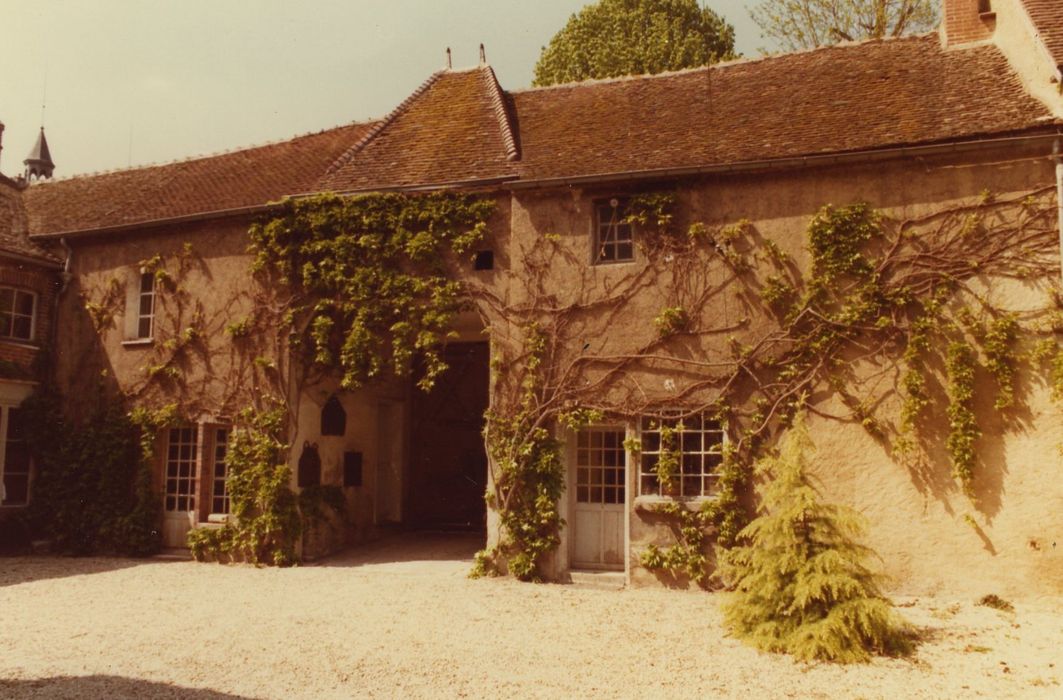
[
  {"xmin": 751, "ymin": 0, "xmax": 937, "ymax": 51},
  {"xmin": 532, "ymin": 0, "xmax": 737, "ymax": 87},
  {"xmin": 718, "ymin": 411, "xmax": 912, "ymax": 663}
]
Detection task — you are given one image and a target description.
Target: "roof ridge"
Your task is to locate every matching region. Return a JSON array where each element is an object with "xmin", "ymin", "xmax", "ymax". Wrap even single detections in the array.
[
  {"xmin": 35, "ymin": 120, "xmax": 378, "ymax": 184},
  {"xmin": 511, "ymin": 32, "xmax": 938, "ymax": 94},
  {"xmin": 480, "ymin": 65, "xmax": 520, "ymax": 162},
  {"xmin": 323, "ymin": 71, "xmax": 446, "ymax": 176}
]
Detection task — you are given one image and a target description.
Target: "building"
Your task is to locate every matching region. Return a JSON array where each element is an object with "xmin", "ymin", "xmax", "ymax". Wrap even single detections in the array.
[{"xmin": 5, "ymin": 0, "xmax": 1063, "ymax": 595}]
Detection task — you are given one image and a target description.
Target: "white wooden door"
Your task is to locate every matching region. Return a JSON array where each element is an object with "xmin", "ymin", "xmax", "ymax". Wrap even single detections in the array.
[
  {"xmin": 162, "ymin": 426, "xmax": 199, "ymax": 548},
  {"xmin": 571, "ymin": 428, "xmax": 626, "ymax": 570}
]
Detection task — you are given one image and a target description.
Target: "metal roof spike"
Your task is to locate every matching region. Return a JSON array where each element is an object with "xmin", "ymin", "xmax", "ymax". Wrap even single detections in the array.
[
  {"xmin": 446, "ymin": 47, "xmax": 452, "ymax": 70},
  {"xmin": 479, "ymin": 44, "xmax": 486, "ymax": 65}
]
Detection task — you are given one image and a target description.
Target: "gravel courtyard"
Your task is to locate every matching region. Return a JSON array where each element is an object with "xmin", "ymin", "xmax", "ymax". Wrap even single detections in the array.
[{"xmin": 1, "ymin": 532, "xmax": 1061, "ymax": 699}]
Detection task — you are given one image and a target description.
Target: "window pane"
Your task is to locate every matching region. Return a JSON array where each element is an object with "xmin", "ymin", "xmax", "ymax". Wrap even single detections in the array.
[
  {"xmin": 0, "ymin": 312, "xmax": 12, "ymax": 337},
  {"xmin": 138, "ymin": 317, "xmax": 152, "ymax": 339},
  {"xmin": 139, "ymin": 294, "xmax": 154, "ymax": 316},
  {"xmin": 14, "ymin": 292, "xmax": 34, "ymax": 316},
  {"xmin": 11, "ymin": 316, "xmax": 31, "ymax": 340},
  {"xmin": 0, "ymin": 289, "xmax": 13, "ymax": 312},
  {"xmin": 140, "ymin": 273, "xmax": 154, "ymax": 294}
]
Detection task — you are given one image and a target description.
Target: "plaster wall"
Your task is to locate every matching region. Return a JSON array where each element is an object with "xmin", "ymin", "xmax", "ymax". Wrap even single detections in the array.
[
  {"xmin": 495, "ymin": 144, "xmax": 1063, "ymax": 597},
  {"xmin": 53, "ymin": 216, "xmax": 271, "ymax": 420},
  {"xmin": 293, "ymin": 375, "xmax": 407, "ymax": 559}
]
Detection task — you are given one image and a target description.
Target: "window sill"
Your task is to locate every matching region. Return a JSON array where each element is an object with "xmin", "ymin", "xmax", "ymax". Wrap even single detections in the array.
[
  {"xmin": 0, "ymin": 339, "xmax": 39, "ymax": 351},
  {"xmin": 121, "ymin": 338, "xmax": 154, "ymax": 348},
  {"xmin": 633, "ymin": 494, "xmax": 716, "ymax": 512}
]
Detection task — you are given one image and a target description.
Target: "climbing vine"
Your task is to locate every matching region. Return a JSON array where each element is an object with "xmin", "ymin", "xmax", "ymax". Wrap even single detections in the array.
[
  {"xmin": 457, "ymin": 184, "xmax": 1058, "ymax": 584},
  {"xmin": 248, "ymin": 192, "xmax": 493, "ymax": 391},
  {"xmin": 186, "ymin": 405, "xmax": 346, "ymax": 566}
]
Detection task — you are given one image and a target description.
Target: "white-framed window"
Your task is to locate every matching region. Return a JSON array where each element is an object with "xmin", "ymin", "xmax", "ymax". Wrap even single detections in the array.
[
  {"xmin": 210, "ymin": 427, "xmax": 231, "ymax": 515},
  {"xmin": 638, "ymin": 413, "xmax": 725, "ymax": 498},
  {"xmin": 575, "ymin": 427, "xmax": 626, "ymax": 505},
  {"xmin": 165, "ymin": 425, "xmax": 198, "ymax": 512},
  {"xmin": 0, "ymin": 287, "xmax": 36, "ymax": 342},
  {"xmin": 0, "ymin": 406, "xmax": 30, "ymax": 506},
  {"xmin": 136, "ymin": 272, "xmax": 155, "ymax": 339},
  {"xmin": 594, "ymin": 198, "xmax": 634, "ymax": 264}
]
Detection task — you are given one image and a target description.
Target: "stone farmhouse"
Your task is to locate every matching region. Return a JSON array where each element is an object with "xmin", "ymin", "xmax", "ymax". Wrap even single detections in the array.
[{"xmin": 2, "ymin": 0, "xmax": 1063, "ymax": 596}]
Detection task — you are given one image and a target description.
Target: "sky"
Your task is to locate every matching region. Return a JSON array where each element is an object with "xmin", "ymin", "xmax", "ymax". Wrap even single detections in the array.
[{"xmin": 0, "ymin": 1, "xmax": 774, "ymax": 178}]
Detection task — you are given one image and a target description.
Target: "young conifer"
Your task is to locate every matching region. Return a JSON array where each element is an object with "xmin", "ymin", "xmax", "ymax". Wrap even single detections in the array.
[{"xmin": 718, "ymin": 411, "xmax": 912, "ymax": 663}]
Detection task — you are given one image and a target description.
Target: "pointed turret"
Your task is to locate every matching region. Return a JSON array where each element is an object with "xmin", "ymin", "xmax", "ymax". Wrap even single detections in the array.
[{"xmin": 24, "ymin": 127, "xmax": 54, "ymax": 181}]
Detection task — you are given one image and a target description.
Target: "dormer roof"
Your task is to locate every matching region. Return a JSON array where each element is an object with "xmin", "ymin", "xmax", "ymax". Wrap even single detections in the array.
[{"xmin": 315, "ymin": 66, "xmax": 520, "ymax": 193}]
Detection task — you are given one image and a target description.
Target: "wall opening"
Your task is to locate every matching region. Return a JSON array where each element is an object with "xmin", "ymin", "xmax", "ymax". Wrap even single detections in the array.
[{"xmin": 407, "ymin": 341, "xmax": 489, "ymax": 532}]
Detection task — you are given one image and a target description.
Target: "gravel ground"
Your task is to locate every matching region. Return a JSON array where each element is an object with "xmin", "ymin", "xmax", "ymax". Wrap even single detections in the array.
[{"xmin": 1, "ymin": 532, "xmax": 1061, "ymax": 699}]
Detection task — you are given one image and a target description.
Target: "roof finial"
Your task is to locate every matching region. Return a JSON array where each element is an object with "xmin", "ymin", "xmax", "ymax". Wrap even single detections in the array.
[
  {"xmin": 479, "ymin": 43, "xmax": 486, "ymax": 65},
  {"xmin": 445, "ymin": 47, "xmax": 452, "ymax": 70}
]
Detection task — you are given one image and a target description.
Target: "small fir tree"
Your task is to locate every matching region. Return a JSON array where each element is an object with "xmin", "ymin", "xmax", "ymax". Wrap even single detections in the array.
[{"xmin": 718, "ymin": 412, "xmax": 912, "ymax": 663}]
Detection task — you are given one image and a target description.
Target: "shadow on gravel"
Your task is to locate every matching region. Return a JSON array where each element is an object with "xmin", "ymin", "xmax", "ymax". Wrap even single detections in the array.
[
  {"xmin": 0, "ymin": 676, "xmax": 257, "ymax": 699},
  {"xmin": 315, "ymin": 530, "xmax": 483, "ymax": 569},
  {"xmin": 0, "ymin": 556, "xmax": 176, "ymax": 588}
]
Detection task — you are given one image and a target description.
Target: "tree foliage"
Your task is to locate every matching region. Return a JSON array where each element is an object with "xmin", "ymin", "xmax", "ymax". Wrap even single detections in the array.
[
  {"xmin": 718, "ymin": 412, "xmax": 912, "ymax": 663},
  {"xmin": 532, "ymin": 0, "xmax": 737, "ymax": 86},
  {"xmin": 751, "ymin": 0, "xmax": 936, "ymax": 51}
]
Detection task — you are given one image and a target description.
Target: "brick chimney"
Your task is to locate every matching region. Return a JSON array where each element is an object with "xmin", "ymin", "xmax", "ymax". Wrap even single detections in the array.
[{"xmin": 943, "ymin": 0, "xmax": 996, "ymax": 47}]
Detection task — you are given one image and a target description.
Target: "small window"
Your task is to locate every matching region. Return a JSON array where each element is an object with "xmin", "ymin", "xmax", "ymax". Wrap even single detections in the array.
[
  {"xmin": 165, "ymin": 426, "xmax": 198, "ymax": 512},
  {"xmin": 321, "ymin": 395, "xmax": 346, "ymax": 436},
  {"xmin": 136, "ymin": 273, "xmax": 155, "ymax": 339},
  {"xmin": 978, "ymin": 0, "xmax": 992, "ymax": 13},
  {"xmin": 1, "ymin": 407, "xmax": 30, "ymax": 506},
  {"xmin": 211, "ymin": 428, "xmax": 231, "ymax": 515},
  {"xmin": 0, "ymin": 288, "xmax": 36, "ymax": 342},
  {"xmin": 594, "ymin": 198, "xmax": 634, "ymax": 264},
  {"xmin": 474, "ymin": 250, "xmax": 494, "ymax": 271},
  {"xmin": 639, "ymin": 413, "xmax": 724, "ymax": 498}
]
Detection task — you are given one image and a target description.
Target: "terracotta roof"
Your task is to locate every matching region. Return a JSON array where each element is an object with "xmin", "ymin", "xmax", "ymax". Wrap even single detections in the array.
[
  {"xmin": 24, "ymin": 35, "xmax": 1059, "ymax": 236},
  {"xmin": 1022, "ymin": 0, "xmax": 1063, "ymax": 71},
  {"xmin": 0, "ymin": 180, "xmax": 59, "ymax": 264},
  {"xmin": 25, "ymin": 121, "xmax": 376, "ymax": 236},
  {"xmin": 315, "ymin": 67, "xmax": 519, "ymax": 193},
  {"xmin": 509, "ymin": 35, "xmax": 1057, "ymax": 182}
]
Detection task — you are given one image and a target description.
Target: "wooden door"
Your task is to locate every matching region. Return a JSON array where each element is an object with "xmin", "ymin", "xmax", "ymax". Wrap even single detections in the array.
[{"xmin": 571, "ymin": 427, "xmax": 626, "ymax": 570}]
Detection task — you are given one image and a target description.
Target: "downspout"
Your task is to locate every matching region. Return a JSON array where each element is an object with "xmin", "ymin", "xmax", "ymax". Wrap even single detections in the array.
[{"xmin": 1056, "ymin": 139, "xmax": 1063, "ymax": 289}]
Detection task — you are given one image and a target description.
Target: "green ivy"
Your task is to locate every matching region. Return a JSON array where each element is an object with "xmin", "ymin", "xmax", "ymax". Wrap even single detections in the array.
[
  {"xmin": 23, "ymin": 389, "xmax": 166, "ymax": 556},
  {"xmin": 945, "ymin": 342, "xmax": 979, "ymax": 496},
  {"xmin": 185, "ymin": 406, "xmax": 345, "ymax": 566},
  {"xmin": 249, "ymin": 192, "xmax": 493, "ymax": 391}
]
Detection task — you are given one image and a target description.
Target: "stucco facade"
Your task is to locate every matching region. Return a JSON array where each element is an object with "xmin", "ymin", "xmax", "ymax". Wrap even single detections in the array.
[{"xmin": 7, "ymin": 0, "xmax": 1063, "ymax": 595}]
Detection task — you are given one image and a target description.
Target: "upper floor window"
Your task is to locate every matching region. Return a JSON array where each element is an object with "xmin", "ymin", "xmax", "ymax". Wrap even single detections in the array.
[
  {"xmin": 0, "ymin": 288, "xmax": 36, "ymax": 342},
  {"xmin": 136, "ymin": 272, "xmax": 155, "ymax": 339},
  {"xmin": 594, "ymin": 198, "xmax": 634, "ymax": 264}
]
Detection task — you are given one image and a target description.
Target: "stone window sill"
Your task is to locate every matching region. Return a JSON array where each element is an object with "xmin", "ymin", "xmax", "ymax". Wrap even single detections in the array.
[
  {"xmin": 633, "ymin": 494, "xmax": 716, "ymax": 512},
  {"xmin": 121, "ymin": 338, "xmax": 154, "ymax": 348}
]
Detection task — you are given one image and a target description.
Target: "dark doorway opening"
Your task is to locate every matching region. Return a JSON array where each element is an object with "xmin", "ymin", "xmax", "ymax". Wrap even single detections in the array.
[{"xmin": 408, "ymin": 342, "xmax": 489, "ymax": 531}]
